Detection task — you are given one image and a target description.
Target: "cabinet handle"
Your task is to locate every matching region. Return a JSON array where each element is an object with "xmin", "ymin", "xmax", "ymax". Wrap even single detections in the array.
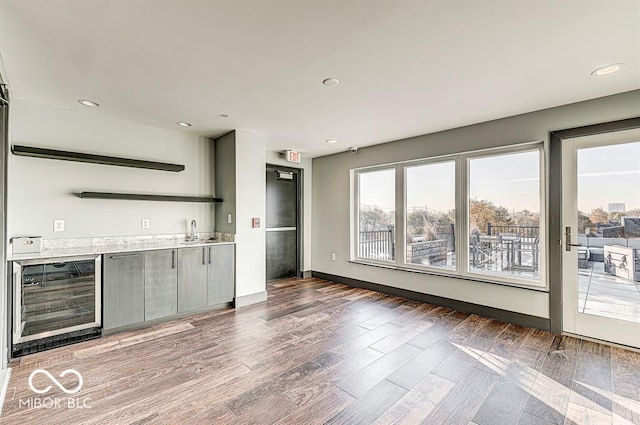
[
  {"xmin": 202, "ymin": 247, "xmax": 206, "ymax": 265},
  {"xmin": 171, "ymin": 250, "xmax": 175, "ymax": 269},
  {"xmin": 208, "ymin": 246, "xmax": 212, "ymax": 264},
  {"xmin": 109, "ymin": 253, "xmax": 139, "ymax": 259}
]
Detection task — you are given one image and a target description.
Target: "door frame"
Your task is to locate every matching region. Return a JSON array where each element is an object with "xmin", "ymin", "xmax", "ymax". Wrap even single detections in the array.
[
  {"xmin": 1, "ymin": 81, "xmax": 8, "ymax": 368},
  {"xmin": 266, "ymin": 164, "xmax": 303, "ymax": 278},
  {"xmin": 548, "ymin": 116, "xmax": 640, "ymax": 334}
]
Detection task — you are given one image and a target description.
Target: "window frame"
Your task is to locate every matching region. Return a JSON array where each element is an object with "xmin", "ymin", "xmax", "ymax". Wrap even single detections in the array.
[
  {"xmin": 401, "ymin": 156, "xmax": 460, "ymax": 276},
  {"xmin": 350, "ymin": 142, "xmax": 547, "ymax": 290},
  {"xmin": 352, "ymin": 164, "xmax": 399, "ymax": 266},
  {"xmin": 463, "ymin": 145, "xmax": 547, "ymax": 288}
]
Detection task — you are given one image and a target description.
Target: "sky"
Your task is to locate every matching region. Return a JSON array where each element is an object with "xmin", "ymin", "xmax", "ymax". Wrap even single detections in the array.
[
  {"xmin": 359, "ymin": 150, "xmax": 540, "ymax": 213},
  {"xmin": 359, "ymin": 142, "xmax": 640, "ymax": 215},
  {"xmin": 469, "ymin": 150, "xmax": 539, "ymax": 212},
  {"xmin": 406, "ymin": 161, "xmax": 455, "ymax": 212},
  {"xmin": 577, "ymin": 141, "xmax": 640, "ymax": 212},
  {"xmin": 359, "ymin": 169, "xmax": 395, "ymax": 212}
]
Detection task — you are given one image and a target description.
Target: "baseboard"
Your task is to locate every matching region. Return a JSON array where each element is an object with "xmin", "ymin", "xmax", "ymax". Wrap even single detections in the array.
[
  {"xmin": 312, "ymin": 271, "xmax": 550, "ymax": 331},
  {"xmin": 235, "ymin": 290, "xmax": 268, "ymax": 308}
]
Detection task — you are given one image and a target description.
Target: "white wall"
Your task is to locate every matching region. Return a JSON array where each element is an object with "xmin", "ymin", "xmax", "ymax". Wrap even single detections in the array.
[
  {"xmin": 7, "ymin": 100, "xmax": 215, "ymax": 242},
  {"xmin": 265, "ymin": 151, "xmax": 312, "ymax": 273},
  {"xmin": 312, "ymin": 89, "xmax": 640, "ymax": 319},
  {"xmin": 234, "ymin": 130, "xmax": 266, "ymax": 298}
]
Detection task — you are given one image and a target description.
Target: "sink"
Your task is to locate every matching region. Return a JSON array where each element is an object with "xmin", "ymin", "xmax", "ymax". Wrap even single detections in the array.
[
  {"xmin": 179, "ymin": 238, "xmax": 217, "ymax": 245},
  {"xmin": 179, "ymin": 240, "xmax": 202, "ymax": 245}
]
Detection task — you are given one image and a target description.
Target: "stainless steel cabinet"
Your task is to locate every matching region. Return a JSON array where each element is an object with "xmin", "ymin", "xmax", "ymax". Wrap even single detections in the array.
[
  {"xmin": 207, "ymin": 244, "xmax": 235, "ymax": 305},
  {"xmin": 177, "ymin": 246, "xmax": 208, "ymax": 313},
  {"xmin": 103, "ymin": 252, "xmax": 145, "ymax": 330},
  {"xmin": 145, "ymin": 249, "xmax": 178, "ymax": 320}
]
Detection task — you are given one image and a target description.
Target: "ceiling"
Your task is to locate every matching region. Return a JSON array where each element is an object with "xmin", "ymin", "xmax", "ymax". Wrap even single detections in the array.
[{"xmin": 0, "ymin": 1, "xmax": 639, "ymax": 158}]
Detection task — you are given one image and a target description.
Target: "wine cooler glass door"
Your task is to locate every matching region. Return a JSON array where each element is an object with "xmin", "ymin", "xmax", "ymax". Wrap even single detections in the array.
[{"xmin": 13, "ymin": 255, "xmax": 101, "ymax": 344}]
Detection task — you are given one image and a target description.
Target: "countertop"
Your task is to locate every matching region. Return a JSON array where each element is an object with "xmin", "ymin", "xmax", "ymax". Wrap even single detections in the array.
[{"xmin": 8, "ymin": 238, "xmax": 234, "ymax": 261}]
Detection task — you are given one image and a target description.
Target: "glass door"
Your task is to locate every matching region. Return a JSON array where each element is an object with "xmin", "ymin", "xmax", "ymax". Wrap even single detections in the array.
[
  {"xmin": 13, "ymin": 255, "xmax": 101, "ymax": 345},
  {"xmin": 562, "ymin": 129, "xmax": 640, "ymax": 348}
]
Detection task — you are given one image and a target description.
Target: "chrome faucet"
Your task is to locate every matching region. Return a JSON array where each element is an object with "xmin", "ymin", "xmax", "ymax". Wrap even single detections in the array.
[{"xmin": 190, "ymin": 219, "xmax": 197, "ymax": 241}]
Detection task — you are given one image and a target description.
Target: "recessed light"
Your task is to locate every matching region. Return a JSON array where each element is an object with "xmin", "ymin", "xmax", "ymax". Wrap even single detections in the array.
[
  {"xmin": 220, "ymin": 113, "xmax": 229, "ymax": 118},
  {"xmin": 322, "ymin": 78, "xmax": 339, "ymax": 87},
  {"xmin": 591, "ymin": 63, "xmax": 623, "ymax": 76},
  {"xmin": 78, "ymin": 99, "xmax": 99, "ymax": 107},
  {"xmin": 176, "ymin": 121, "xmax": 192, "ymax": 127},
  {"xmin": 326, "ymin": 138, "xmax": 338, "ymax": 144}
]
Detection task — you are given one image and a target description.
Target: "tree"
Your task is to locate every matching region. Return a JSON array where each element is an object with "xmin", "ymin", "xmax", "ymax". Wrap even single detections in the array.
[
  {"xmin": 359, "ymin": 206, "xmax": 393, "ymax": 232},
  {"xmin": 624, "ymin": 208, "xmax": 640, "ymax": 217},
  {"xmin": 588, "ymin": 207, "xmax": 609, "ymax": 224},
  {"xmin": 469, "ymin": 199, "xmax": 513, "ymax": 235},
  {"xmin": 406, "ymin": 209, "xmax": 455, "ymax": 241},
  {"xmin": 578, "ymin": 210, "xmax": 593, "ymax": 235},
  {"xmin": 609, "ymin": 211, "xmax": 624, "ymax": 224},
  {"xmin": 512, "ymin": 209, "xmax": 540, "ymax": 227}
]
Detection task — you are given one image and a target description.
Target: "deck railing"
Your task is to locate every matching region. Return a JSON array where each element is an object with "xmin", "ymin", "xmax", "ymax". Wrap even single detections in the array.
[
  {"xmin": 473, "ymin": 224, "xmax": 540, "ymax": 272},
  {"xmin": 359, "ymin": 228, "xmax": 394, "ymax": 260},
  {"xmin": 487, "ymin": 223, "xmax": 539, "ymax": 239},
  {"xmin": 358, "ymin": 224, "xmax": 540, "ymax": 272}
]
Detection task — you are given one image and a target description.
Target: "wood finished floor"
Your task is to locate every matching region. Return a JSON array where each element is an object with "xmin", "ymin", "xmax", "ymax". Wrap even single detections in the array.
[{"xmin": 2, "ymin": 277, "xmax": 640, "ymax": 425}]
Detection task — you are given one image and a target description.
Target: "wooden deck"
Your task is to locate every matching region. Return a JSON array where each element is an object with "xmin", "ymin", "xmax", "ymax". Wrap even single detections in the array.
[
  {"xmin": 579, "ymin": 262, "xmax": 640, "ymax": 324},
  {"xmin": 2, "ymin": 277, "xmax": 640, "ymax": 424}
]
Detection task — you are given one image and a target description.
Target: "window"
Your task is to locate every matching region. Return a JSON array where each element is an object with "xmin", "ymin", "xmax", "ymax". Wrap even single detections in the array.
[
  {"xmin": 356, "ymin": 168, "xmax": 395, "ymax": 261},
  {"xmin": 405, "ymin": 161, "xmax": 456, "ymax": 270},
  {"xmin": 468, "ymin": 150, "xmax": 541, "ymax": 281},
  {"xmin": 352, "ymin": 144, "xmax": 545, "ymax": 288}
]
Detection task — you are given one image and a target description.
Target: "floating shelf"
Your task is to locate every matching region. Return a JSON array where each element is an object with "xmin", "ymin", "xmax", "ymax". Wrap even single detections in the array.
[
  {"xmin": 12, "ymin": 145, "xmax": 185, "ymax": 172},
  {"xmin": 79, "ymin": 192, "xmax": 222, "ymax": 203}
]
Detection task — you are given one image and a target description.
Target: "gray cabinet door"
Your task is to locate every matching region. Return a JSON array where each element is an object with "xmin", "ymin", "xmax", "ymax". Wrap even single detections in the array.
[
  {"xmin": 177, "ymin": 246, "xmax": 208, "ymax": 313},
  {"xmin": 144, "ymin": 249, "xmax": 178, "ymax": 321},
  {"xmin": 207, "ymin": 244, "xmax": 235, "ymax": 305},
  {"xmin": 103, "ymin": 252, "xmax": 145, "ymax": 329}
]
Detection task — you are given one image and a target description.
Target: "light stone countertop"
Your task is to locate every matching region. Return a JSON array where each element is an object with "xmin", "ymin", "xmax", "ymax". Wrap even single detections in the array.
[{"xmin": 8, "ymin": 233, "xmax": 235, "ymax": 261}]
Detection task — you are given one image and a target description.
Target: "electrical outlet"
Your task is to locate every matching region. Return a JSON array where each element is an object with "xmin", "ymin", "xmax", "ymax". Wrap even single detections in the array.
[
  {"xmin": 53, "ymin": 219, "xmax": 65, "ymax": 232},
  {"xmin": 331, "ymin": 252, "xmax": 337, "ymax": 261},
  {"xmin": 227, "ymin": 213, "xmax": 232, "ymax": 224},
  {"xmin": 141, "ymin": 218, "xmax": 150, "ymax": 229}
]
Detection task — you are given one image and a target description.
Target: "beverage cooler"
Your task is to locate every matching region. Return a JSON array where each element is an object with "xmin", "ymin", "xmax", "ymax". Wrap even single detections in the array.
[{"xmin": 12, "ymin": 255, "xmax": 102, "ymax": 356}]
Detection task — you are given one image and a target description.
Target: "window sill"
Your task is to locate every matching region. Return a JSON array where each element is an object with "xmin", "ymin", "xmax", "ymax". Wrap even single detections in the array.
[{"xmin": 348, "ymin": 260, "xmax": 549, "ymax": 293}]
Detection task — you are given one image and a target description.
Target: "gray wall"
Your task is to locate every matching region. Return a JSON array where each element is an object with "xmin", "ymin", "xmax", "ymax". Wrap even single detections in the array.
[
  {"xmin": 312, "ymin": 89, "xmax": 640, "ymax": 318},
  {"xmin": 214, "ymin": 131, "xmax": 236, "ymax": 234},
  {"xmin": 7, "ymin": 100, "xmax": 215, "ymax": 242}
]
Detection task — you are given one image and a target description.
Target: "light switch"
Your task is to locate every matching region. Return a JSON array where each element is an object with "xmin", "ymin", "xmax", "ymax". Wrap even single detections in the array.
[
  {"xmin": 227, "ymin": 213, "xmax": 232, "ymax": 224},
  {"xmin": 141, "ymin": 218, "xmax": 150, "ymax": 229},
  {"xmin": 331, "ymin": 252, "xmax": 337, "ymax": 261}
]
